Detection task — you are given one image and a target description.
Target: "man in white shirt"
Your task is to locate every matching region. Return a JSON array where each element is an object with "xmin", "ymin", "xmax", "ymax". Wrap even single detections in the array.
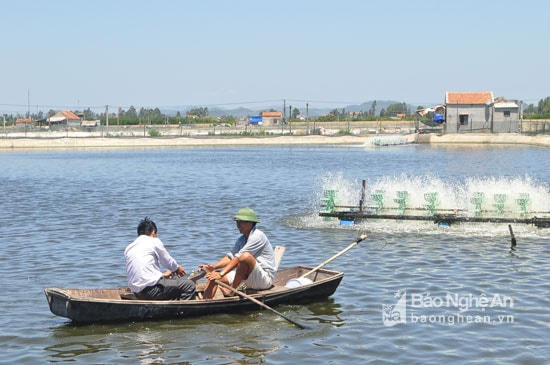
[{"xmin": 125, "ymin": 217, "xmax": 195, "ymax": 300}]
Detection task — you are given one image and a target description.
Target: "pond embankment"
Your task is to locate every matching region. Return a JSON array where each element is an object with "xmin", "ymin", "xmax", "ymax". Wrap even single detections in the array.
[{"xmin": 0, "ymin": 133, "xmax": 548, "ymax": 150}]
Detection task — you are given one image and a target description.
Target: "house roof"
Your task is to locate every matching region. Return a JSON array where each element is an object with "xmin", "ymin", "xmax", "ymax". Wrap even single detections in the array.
[
  {"xmin": 446, "ymin": 91, "xmax": 494, "ymax": 105},
  {"xmin": 81, "ymin": 120, "xmax": 100, "ymax": 127},
  {"xmin": 261, "ymin": 111, "xmax": 282, "ymax": 117},
  {"xmin": 494, "ymin": 102, "xmax": 518, "ymax": 109},
  {"xmin": 49, "ymin": 110, "xmax": 81, "ymax": 122}
]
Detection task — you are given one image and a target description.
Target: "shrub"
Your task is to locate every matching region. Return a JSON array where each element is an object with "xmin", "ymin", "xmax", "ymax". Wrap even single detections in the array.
[{"xmin": 149, "ymin": 129, "xmax": 161, "ymax": 137}]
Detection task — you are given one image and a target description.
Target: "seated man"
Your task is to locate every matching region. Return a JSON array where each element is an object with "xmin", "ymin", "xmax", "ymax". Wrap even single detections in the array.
[
  {"xmin": 201, "ymin": 208, "xmax": 275, "ymax": 299},
  {"xmin": 125, "ymin": 217, "xmax": 195, "ymax": 300}
]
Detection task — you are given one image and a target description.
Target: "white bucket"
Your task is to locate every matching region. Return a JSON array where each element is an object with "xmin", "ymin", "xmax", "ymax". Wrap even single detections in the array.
[{"xmin": 285, "ymin": 277, "xmax": 313, "ymax": 288}]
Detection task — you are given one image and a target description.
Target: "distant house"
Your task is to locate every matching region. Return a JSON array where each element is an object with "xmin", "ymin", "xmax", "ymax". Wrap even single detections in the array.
[
  {"xmin": 444, "ymin": 91, "xmax": 519, "ymax": 133},
  {"xmin": 445, "ymin": 91, "xmax": 493, "ymax": 133},
  {"xmin": 16, "ymin": 118, "xmax": 32, "ymax": 125},
  {"xmin": 492, "ymin": 97, "xmax": 520, "ymax": 133},
  {"xmin": 81, "ymin": 119, "xmax": 100, "ymax": 130},
  {"xmin": 48, "ymin": 110, "xmax": 82, "ymax": 126},
  {"xmin": 261, "ymin": 111, "xmax": 283, "ymax": 125}
]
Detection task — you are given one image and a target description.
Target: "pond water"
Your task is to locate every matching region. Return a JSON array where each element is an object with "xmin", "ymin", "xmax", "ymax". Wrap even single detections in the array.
[{"xmin": 0, "ymin": 142, "xmax": 548, "ymax": 364}]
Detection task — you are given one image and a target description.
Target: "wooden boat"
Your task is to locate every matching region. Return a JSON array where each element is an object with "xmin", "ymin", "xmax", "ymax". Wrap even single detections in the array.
[{"xmin": 44, "ymin": 266, "xmax": 344, "ymax": 323}]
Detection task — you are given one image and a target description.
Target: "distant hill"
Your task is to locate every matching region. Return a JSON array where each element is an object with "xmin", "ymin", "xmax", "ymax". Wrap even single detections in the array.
[
  {"xmin": 342, "ymin": 100, "xmax": 419, "ymax": 116},
  {"xmin": 163, "ymin": 100, "xmax": 423, "ymax": 118}
]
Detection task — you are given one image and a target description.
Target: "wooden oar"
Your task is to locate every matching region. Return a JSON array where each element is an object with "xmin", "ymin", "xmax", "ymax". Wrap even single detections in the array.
[
  {"xmin": 214, "ymin": 279, "xmax": 309, "ymax": 329},
  {"xmin": 300, "ymin": 233, "xmax": 367, "ymax": 279}
]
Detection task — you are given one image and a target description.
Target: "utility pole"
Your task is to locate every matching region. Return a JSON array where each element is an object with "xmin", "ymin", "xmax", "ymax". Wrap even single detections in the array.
[
  {"xmin": 306, "ymin": 103, "xmax": 309, "ymax": 135},
  {"xmin": 282, "ymin": 99, "xmax": 286, "ymax": 134},
  {"xmin": 313, "ymin": 104, "xmax": 316, "ymax": 133},
  {"xmin": 105, "ymin": 105, "xmax": 109, "ymax": 134},
  {"xmin": 289, "ymin": 105, "xmax": 292, "ymax": 134}
]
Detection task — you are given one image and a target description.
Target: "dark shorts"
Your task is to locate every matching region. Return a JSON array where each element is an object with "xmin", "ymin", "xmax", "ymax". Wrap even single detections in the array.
[{"xmin": 136, "ymin": 277, "xmax": 196, "ymax": 300}]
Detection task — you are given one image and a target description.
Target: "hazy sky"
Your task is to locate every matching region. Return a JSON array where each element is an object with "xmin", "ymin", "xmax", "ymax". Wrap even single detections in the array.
[{"xmin": 1, "ymin": 0, "xmax": 547, "ymax": 114}]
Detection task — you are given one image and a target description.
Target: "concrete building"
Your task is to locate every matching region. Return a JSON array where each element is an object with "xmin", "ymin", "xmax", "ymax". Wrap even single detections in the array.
[
  {"xmin": 48, "ymin": 110, "xmax": 82, "ymax": 126},
  {"xmin": 492, "ymin": 98, "xmax": 520, "ymax": 133},
  {"xmin": 444, "ymin": 91, "xmax": 520, "ymax": 133},
  {"xmin": 261, "ymin": 111, "xmax": 283, "ymax": 126}
]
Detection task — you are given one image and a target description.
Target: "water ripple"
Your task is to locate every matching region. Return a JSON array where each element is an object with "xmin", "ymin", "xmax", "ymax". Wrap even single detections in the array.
[{"xmin": 0, "ymin": 146, "xmax": 548, "ymax": 364}]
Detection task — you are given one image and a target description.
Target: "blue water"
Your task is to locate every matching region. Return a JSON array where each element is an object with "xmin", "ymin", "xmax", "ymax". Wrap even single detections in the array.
[{"xmin": 0, "ymin": 143, "xmax": 549, "ymax": 364}]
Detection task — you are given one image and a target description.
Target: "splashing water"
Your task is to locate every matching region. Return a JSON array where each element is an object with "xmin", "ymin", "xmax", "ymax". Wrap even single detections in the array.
[
  {"xmin": 297, "ymin": 173, "xmax": 550, "ymax": 237},
  {"xmin": 318, "ymin": 173, "xmax": 549, "ymax": 215},
  {"xmin": 363, "ymin": 135, "xmax": 412, "ymax": 147},
  {"xmin": 463, "ymin": 176, "xmax": 549, "ymax": 214}
]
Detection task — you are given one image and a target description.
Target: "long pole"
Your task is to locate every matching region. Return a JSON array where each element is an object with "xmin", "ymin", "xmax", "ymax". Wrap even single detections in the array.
[
  {"xmin": 359, "ymin": 180, "xmax": 366, "ymax": 212},
  {"xmin": 300, "ymin": 234, "xmax": 366, "ymax": 279},
  {"xmin": 215, "ymin": 280, "xmax": 308, "ymax": 329},
  {"xmin": 306, "ymin": 103, "xmax": 309, "ymax": 135},
  {"xmin": 105, "ymin": 105, "xmax": 109, "ymax": 134},
  {"xmin": 282, "ymin": 99, "xmax": 285, "ymax": 134},
  {"xmin": 313, "ymin": 104, "xmax": 316, "ymax": 133},
  {"xmin": 289, "ymin": 105, "xmax": 292, "ymax": 134}
]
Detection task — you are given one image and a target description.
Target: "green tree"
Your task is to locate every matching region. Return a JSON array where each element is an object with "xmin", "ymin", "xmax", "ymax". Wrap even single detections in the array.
[
  {"xmin": 138, "ymin": 107, "xmax": 147, "ymax": 118},
  {"xmin": 523, "ymin": 103, "xmax": 536, "ymax": 115},
  {"xmin": 126, "ymin": 106, "xmax": 138, "ymax": 119},
  {"xmin": 225, "ymin": 115, "xmax": 236, "ymax": 125},
  {"xmin": 137, "ymin": 107, "xmax": 165, "ymax": 124},
  {"xmin": 188, "ymin": 107, "xmax": 208, "ymax": 117},
  {"xmin": 386, "ymin": 102, "xmax": 408, "ymax": 116},
  {"xmin": 537, "ymin": 97, "xmax": 550, "ymax": 114},
  {"xmin": 369, "ymin": 100, "xmax": 377, "ymax": 116},
  {"xmin": 83, "ymin": 108, "xmax": 95, "ymax": 120}
]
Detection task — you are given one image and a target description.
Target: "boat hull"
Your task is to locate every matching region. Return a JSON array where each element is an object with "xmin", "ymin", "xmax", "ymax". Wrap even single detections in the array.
[{"xmin": 44, "ymin": 266, "xmax": 344, "ymax": 323}]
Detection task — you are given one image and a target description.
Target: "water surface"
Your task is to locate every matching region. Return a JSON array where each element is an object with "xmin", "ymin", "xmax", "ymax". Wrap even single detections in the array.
[{"xmin": 1, "ymin": 143, "xmax": 548, "ymax": 364}]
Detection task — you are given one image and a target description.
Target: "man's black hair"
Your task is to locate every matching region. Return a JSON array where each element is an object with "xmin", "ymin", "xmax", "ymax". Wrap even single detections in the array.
[{"xmin": 137, "ymin": 217, "xmax": 157, "ymax": 236}]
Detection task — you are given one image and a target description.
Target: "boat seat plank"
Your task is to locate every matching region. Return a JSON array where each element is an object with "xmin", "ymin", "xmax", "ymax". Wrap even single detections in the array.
[{"xmin": 274, "ymin": 245, "xmax": 285, "ymax": 271}]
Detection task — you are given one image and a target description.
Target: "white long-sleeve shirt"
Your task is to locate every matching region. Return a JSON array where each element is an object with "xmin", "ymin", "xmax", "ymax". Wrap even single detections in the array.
[{"xmin": 124, "ymin": 234, "xmax": 179, "ymax": 293}]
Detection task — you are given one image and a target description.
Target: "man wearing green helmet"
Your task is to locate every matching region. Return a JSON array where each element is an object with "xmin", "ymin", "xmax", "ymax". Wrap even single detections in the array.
[{"xmin": 202, "ymin": 208, "xmax": 276, "ymax": 299}]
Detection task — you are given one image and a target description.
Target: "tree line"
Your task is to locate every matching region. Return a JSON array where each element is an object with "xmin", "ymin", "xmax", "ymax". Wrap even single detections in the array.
[
  {"xmin": 523, "ymin": 97, "xmax": 550, "ymax": 119},
  {"xmin": 3, "ymin": 98, "xmax": 550, "ymax": 126}
]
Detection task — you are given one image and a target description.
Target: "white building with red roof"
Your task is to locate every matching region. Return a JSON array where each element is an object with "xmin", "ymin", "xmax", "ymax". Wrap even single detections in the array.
[
  {"xmin": 444, "ymin": 91, "xmax": 519, "ymax": 133},
  {"xmin": 48, "ymin": 110, "xmax": 82, "ymax": 126}
]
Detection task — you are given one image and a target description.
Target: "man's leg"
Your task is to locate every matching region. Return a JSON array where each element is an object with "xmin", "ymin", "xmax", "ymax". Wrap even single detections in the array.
[
  {"xmin": 140, "ymin": 278, "xmax": 195, "ymax": 300},
  {"xmin": 162, "ymin": 277, "xmax": 196, "ymax": 300},
  {"xmin": 204, "ymin": 276, "xmax": 231, "ymax": 299},
  {"xmin": 220, "ymin": 252, "xmax": 256, "ymax": 296}
]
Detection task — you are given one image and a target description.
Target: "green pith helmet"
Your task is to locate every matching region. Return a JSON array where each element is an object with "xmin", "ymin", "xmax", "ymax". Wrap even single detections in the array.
[{"xmin": 233, "ymin": 208, "xmax": 260, "ymax": 223}]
